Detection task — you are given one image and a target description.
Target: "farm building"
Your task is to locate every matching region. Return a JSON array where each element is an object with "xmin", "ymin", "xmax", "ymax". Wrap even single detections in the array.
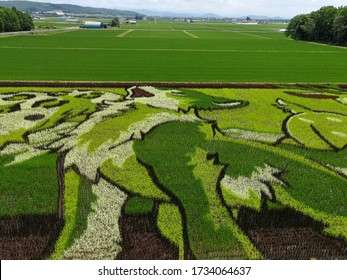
[{"xmin": 84, "ymin": 21, "xmax": 108, "ymax": 29}]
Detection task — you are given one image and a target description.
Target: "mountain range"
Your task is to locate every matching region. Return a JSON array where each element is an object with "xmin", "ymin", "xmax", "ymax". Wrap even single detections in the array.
[
  {"xmin": 0, "ymin": 1, "xmax": 142, "ymax": 17},
  {"xmin": 0, "ymin": 1, "xmax": 285, "ymax": 19}
]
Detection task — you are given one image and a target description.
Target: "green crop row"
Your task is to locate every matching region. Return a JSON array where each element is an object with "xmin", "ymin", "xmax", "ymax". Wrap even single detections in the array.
[{"xmin": 0, "ymin": 24, "xmax": 346, "ymax": 82}]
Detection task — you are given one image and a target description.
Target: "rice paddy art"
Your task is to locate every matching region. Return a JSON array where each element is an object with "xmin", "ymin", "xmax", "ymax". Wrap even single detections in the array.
[{"xmin": 1, "ymin": 85, "xmax": 347, "ymax": 260}]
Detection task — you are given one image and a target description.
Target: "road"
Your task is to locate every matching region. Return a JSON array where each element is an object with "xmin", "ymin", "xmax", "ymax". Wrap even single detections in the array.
[{"xmin": 0, "ymin": 26, "xmax": 80, "ymax": 36}]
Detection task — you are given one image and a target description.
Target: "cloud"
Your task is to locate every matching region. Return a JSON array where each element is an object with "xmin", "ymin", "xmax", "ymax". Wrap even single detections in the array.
[{"xmin": 20, "ymin": 0, "xmax": 347, "ymax": 17}]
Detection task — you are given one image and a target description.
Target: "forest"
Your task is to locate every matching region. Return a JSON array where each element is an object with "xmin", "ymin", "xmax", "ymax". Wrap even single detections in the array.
[{"xmin": 0, "ymin": 6, "xmax": 34, "ymax": 32}]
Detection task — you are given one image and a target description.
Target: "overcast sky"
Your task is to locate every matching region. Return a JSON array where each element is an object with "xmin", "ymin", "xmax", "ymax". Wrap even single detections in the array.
[{"xmin": 16, "ymin": 0, "xmax": 347, "ymax": 18}]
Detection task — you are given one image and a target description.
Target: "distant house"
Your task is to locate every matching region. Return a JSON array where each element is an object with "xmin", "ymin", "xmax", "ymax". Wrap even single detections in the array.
[
  {"xmin": 129, "ymin": 20, "xmax": 137, "ymax": 24},
  {"xmin": 84, "ymin": 22, "xmax": 108, "ymax": 29}
]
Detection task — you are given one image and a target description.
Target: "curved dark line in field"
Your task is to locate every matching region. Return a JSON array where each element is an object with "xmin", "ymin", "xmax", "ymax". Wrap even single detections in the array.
[
  {"xmin": 316, "ymin": 161, "xmax": 347, "ymax": 180},
  {"xmin": 108, "ymin": 137, "xmax": 135, "ymax": 151},
  {"xmin": 310, "ymin": 124, "xmax": 339, "ymax": 152},
  {"xmin": 277, "ymin": 113, "xmax": 305, "ymax": 147},
  {"xmin": 8, "ymin": 103, "xmax": 21, "ymax": 113},
  {"xmin": 136, "ymin": 157, "xmax": 196, "ymax": 260},
  {"xmin": 57, "ymin": 153, "xmax": 66, "ymax": 220},
  {"xmin": 206, "ymin": 152, "xmax": 236, "ymax": 221},
  {"xmin": 0, "ymin": 140, "xmax": 24, "ymax": 153},
  {"xmin": 334, "ymin": 98, "xmax": 347, "ymax": 108},
  {"xmin": 2, "ymin": 93, "xmax": 37, "ymax": 102},
  {"xmin": 31, "ymin": 97, "xmax": 69, "ymax": 109},
  {"xmin": 99, "ymin": 166, "xmax": 169, "ymax": 204},
  {"xmin": 280, "ymin": 98, "xmax": 347, "ymax": 117}
]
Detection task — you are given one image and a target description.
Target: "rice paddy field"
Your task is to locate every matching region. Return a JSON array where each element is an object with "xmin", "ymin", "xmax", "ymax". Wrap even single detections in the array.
[
  {"xmin": 1, "ymin": 20, "xmax": 347, "ymax": 260},
  {"xmin": 1, "ymin": 84, "xmax": 347, "ymax": 260},
  {"xmin": 0, "ymin": 20, "xmax": 346, "ymax": 83}
]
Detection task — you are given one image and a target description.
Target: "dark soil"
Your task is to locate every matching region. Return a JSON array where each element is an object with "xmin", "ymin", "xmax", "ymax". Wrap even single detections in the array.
[
  {"xmin": 284, "ymin": 91, "xmax": 338, "ymax": 99},
  {"xmin": 131, "ymin": 88, "xmax": 154, "ymax": 98},
  {"xmin": 117, "ymin": 214, "xmax": 179, "ymax": 260},
  {"xmin": 237, "ymin": 207, "xmax": 347, "ymax": 260},
  {"xmin": 0, "ymin": 214, "xmax": 63, "ymax": 260},
  {"xmin": 24, "ymin": 114, "xmax": 45, "ymax": 121},
  {"xmin": 249, "ymin": 227, "xmax": 346, "ymax": 260}
]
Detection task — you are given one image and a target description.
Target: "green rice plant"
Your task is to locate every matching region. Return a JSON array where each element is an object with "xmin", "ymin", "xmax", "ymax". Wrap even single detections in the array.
[
  {"xmin": 134, "ymin": 121, "xmax": 260, "ymax": 259},
  {"xmin": 78, "ymin": 103, "xmax": 180, "ymax": 153},
  {"xmin": 282, "ymin": 94, "xmax": 347, "ymax": 116},
  {"xmin": 273, "ymin": 184, "xmax": 347, "ymax": 241},
  {"xmin": 51, "ymin": 169, "xmax": 96, "ymax": 259},
  {"xmin": 0, "ymin": 155, "xmax": 15, "ymax": 167},
  {"xmin": 0, "ymin": 129, "xmax": 26, "ymax": 149},
  {"xmin": 135, "ymin": 119, "xmax": 347, "ymax": 248},
  {"xmin": 31, "ymin": 94, "xmax": 98, "ymax": 132},
  {"xmin": 197, "ymin": 89, "xmax": 290, "ymax": 134},
  {"xmin": 167, "ymin": 88, "xmax": 247, "ymax": 111},
  {"xmin": 0, "ymin": 153, "xmax": 59, "ymax": 216},
  {"xmin": 0, "ymin": 103, "xmax": 19, "ymax": 113},
  {"xmin": 124, "ymin": 196, "xmax": 154, "ymax": 215},
  {"xmin": 278, "ymin": 143, "xmax": 347, "ymax": 169},
  {"xmin": 50, "ymin": 169, "xmax": 79, "ymax": 259},
  {"xmin": 189, "ymin": 148, "xmax": 261, "ymax": 259},
  {"xmin": 157, "ymin": 203, "xmax": 185, "ymax": 260},
  {"xmin": 221, "ymin": 187, "xmax": 262, "ymax": 213},
  {"xmin": 1, "ymin": 28, "xmax": 347, "ymax": 82},
  {"xmin": 100, "ymin": 156, "xmax": 169, "ymax": 201}
]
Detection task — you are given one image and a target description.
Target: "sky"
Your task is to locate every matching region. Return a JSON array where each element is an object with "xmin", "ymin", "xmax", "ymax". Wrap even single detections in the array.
[{"xmin": 13, "ymin": 0, "xmax": 347, "ymax": 18}]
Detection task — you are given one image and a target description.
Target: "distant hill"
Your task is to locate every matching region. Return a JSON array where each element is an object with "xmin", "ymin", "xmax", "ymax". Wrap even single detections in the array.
[
  {"xmin": 0, "ymin": 1, "xmax": 142, "ymax": 17},
  {"xmin": 240, "ymin": 15, "xmax": 285, "ymax": 20},
  {"xmin": 135, "ymin": 9, "xmax": 222, "ymax": 18}
]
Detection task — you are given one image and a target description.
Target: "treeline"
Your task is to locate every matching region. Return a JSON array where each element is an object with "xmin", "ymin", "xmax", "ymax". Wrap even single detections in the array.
[
  {"xmin": 0, "ymin": 7, "xmax": 34, "ymax": 33},
  {"xmin": 285, "ymin": 6, "xmax": 347, "ymax": 46}
]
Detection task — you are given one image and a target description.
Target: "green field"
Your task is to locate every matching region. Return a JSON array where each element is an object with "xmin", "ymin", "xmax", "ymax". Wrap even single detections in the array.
[
  {"xmin": 1, "ymin": 20, "xmax": 347, "ymax": 82},
  {"xmin": 1, "ymin": 19, "xmax": 347, "ymax": 260}
]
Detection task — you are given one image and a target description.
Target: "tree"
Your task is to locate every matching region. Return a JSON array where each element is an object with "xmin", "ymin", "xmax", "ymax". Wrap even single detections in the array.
[
  {"xmin": 110, "ymin": 17, "xmax": 120, "ymax": 28},
  {"xmin": 285, "ymin": 14, "xmax": 313, "ymax": 41},
  {"xmin": 14, "ymin": 8, "xmax": 34, "ymax": 31},
  {"xmin": 0, "ymin": 9, "xmax": 5, "ymax": 33},
  {"xmin": 286, "ymin": 5, "xmax": 347, "ymax": 46},
  {"xmin": 310, "ymin": 6, "xmax": 338, "ymax": 42},
  {"xmin": 3, "ymin": 7, "xmax": 21, "ymax": 32},
  {"xmin": 0, "ymin": 7, "xmax": 34, "ymax": 33}
]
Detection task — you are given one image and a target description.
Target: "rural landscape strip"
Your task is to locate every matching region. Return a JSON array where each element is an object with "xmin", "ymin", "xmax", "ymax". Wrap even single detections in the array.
[{"xmin": 183, "ymin": 31, "xmax": 199, "ymax": 38}]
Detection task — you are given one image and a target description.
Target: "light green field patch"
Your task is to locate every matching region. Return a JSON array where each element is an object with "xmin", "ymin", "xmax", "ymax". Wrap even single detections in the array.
[
  {"xmin": 78, "ymin": 103, "xmax": 179, "ymax": 153},
  {"xmin": 0, "ymin": 129, "xmax": 26, "ymax": 150},
  {"xmin": 190, "ymin": 148, "xmax": 261, "ymax": 260},
  {"xmin": 157, "ymin": 203, "xmax": 185, "ymax": 260},
  {"xmin": 50, "ymin": 169, "xmax": 80, "ymax": 259},
  {"xmin": 101, "ymin": 156, "xmax": 169, "ymax": 201},
  {"xmin": 222, "ymin": 187, "xmax": 262, "ymax": 213},
  {"xmin": 288, "ymin": 112, "xmax": 347, "ymax": 150},
  {"xmin": 124, "ymin": 196, "xmax": 154, "ymax": 215},
  {"xmin": 198, "ymin": 88, "xmax": 289, "ymax": 133},
  {"xmin": 32, "ymin": 94, "xmax": 98, "ymax": 132}
]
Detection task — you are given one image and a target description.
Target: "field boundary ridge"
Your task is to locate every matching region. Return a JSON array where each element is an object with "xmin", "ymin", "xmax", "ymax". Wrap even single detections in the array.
[{"xmin": 1, "ymin": 80, "xmax": 346, "ymax": 89}]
